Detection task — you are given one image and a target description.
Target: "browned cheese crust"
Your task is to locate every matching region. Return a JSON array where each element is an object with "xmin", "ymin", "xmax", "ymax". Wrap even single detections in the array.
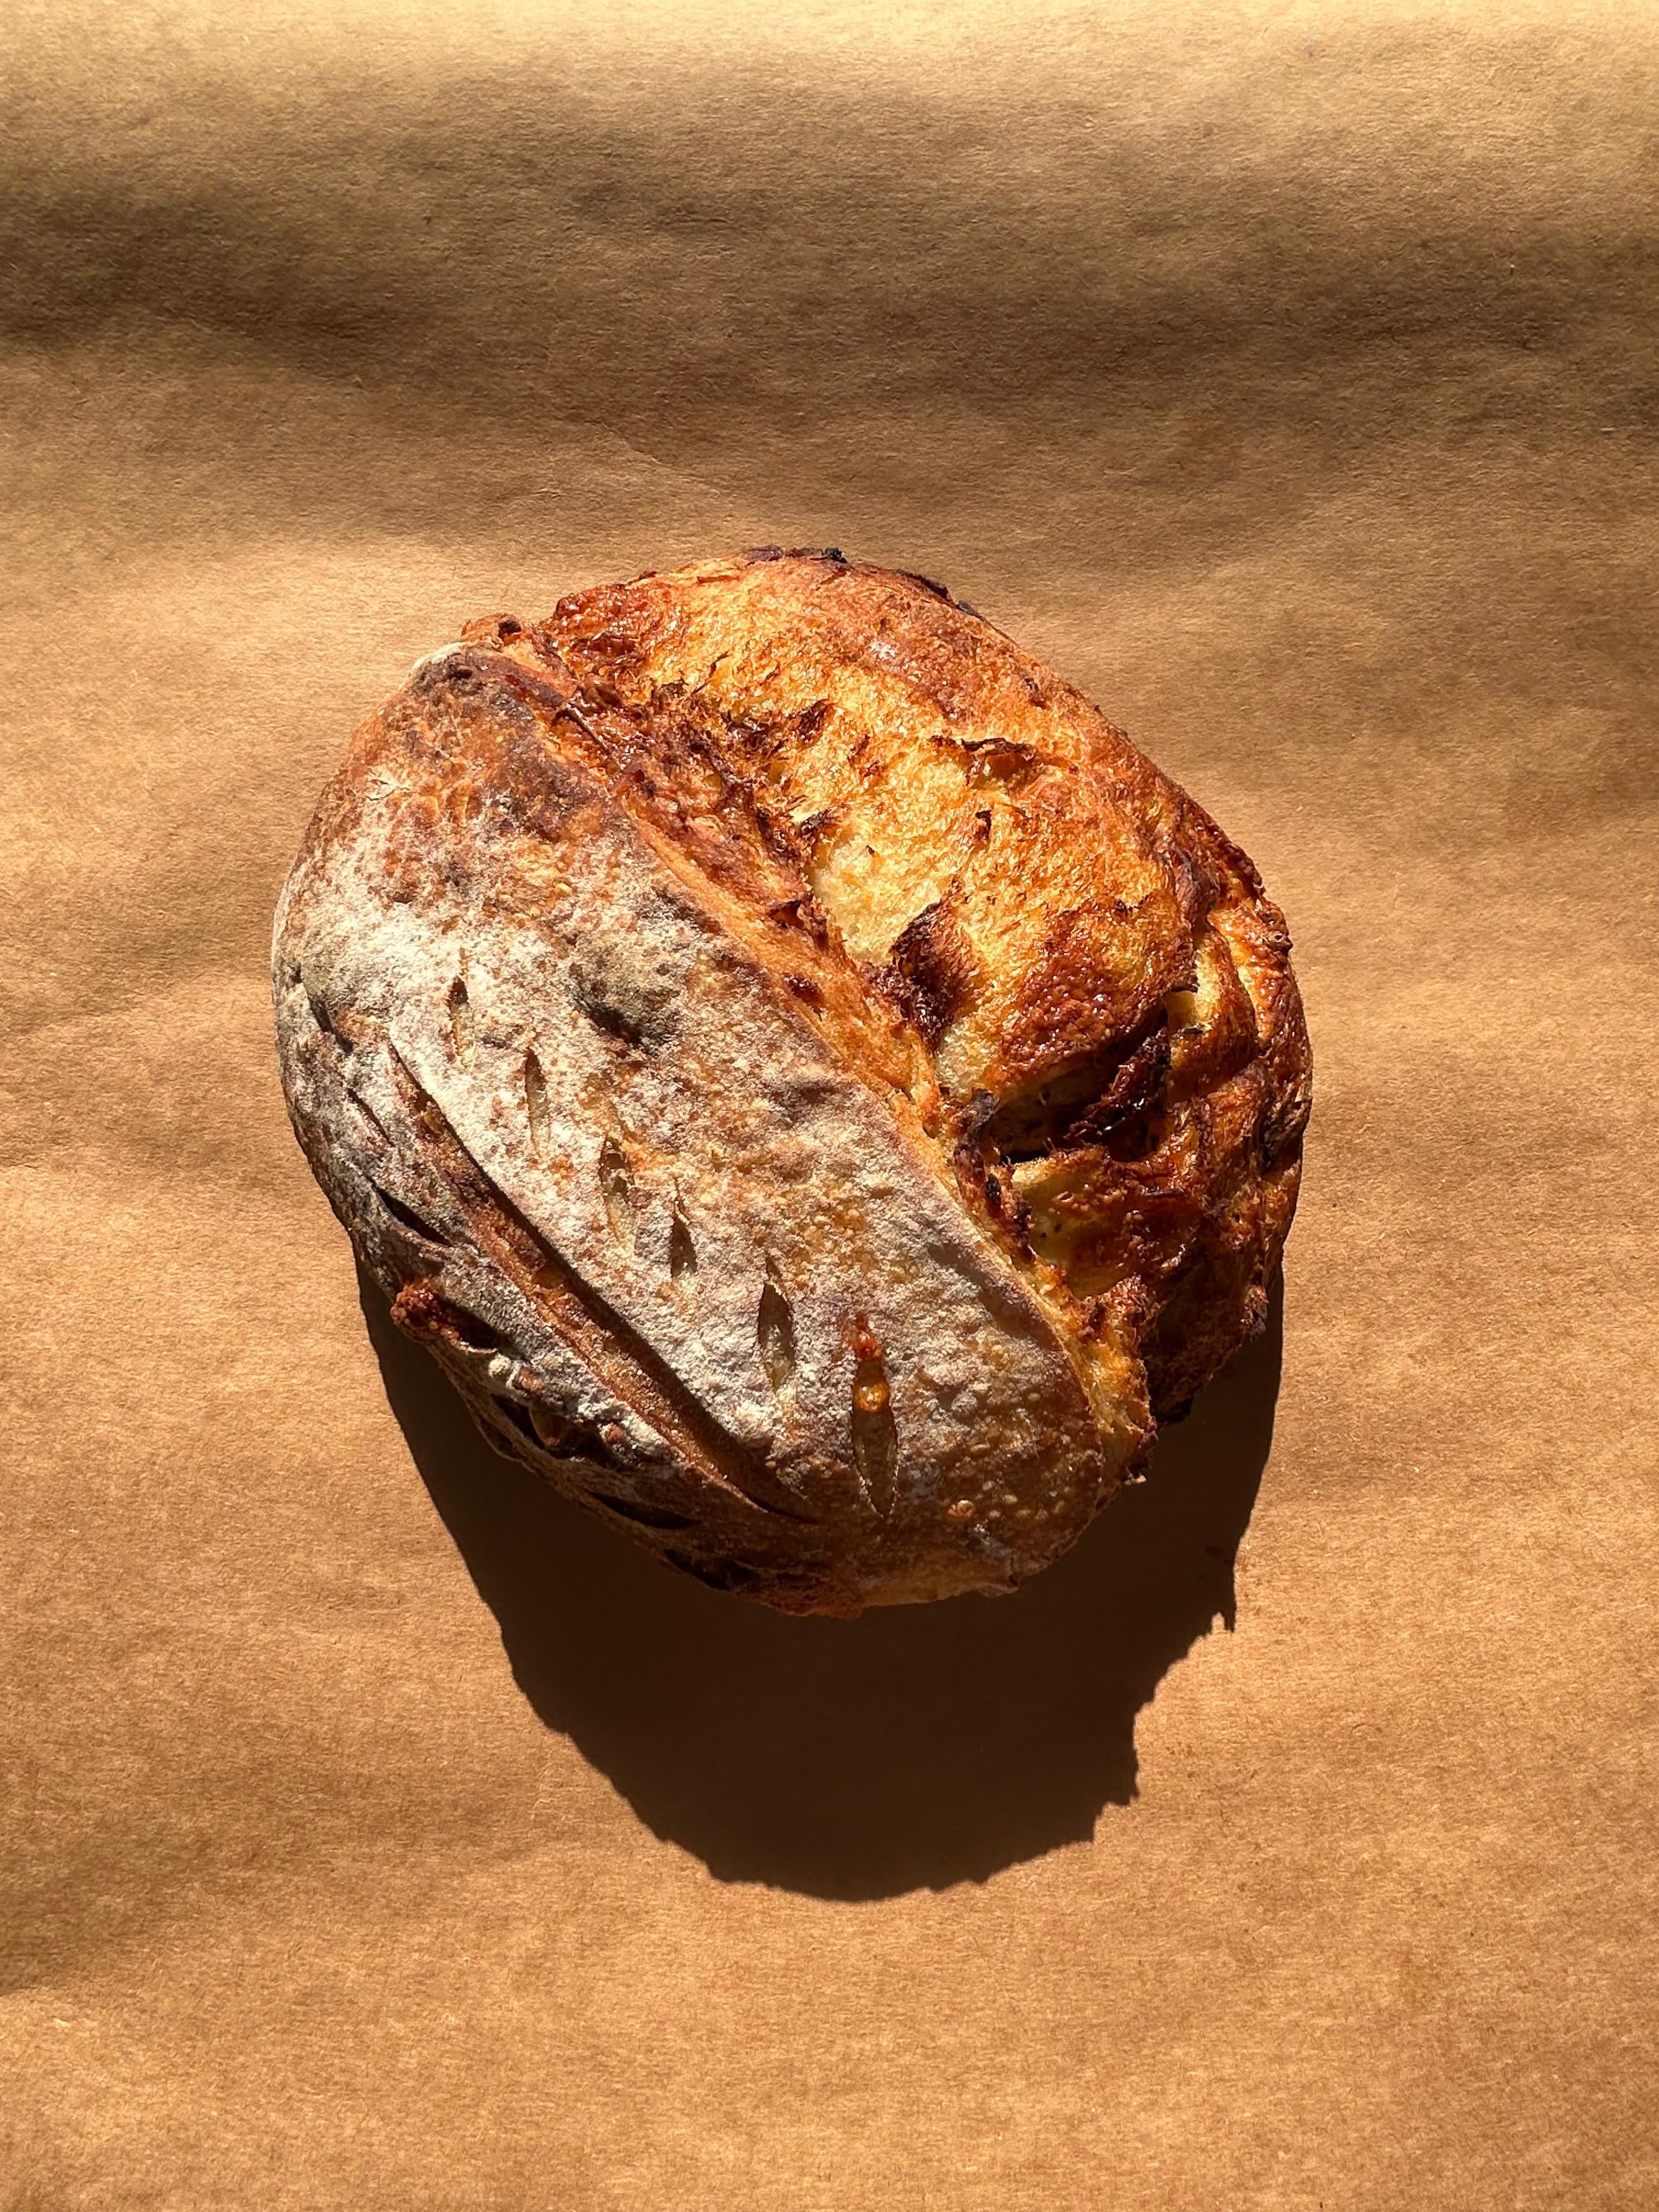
[{"xmin": 272, "ymin": 549, "xmax": 1311, "ymax": 1614}]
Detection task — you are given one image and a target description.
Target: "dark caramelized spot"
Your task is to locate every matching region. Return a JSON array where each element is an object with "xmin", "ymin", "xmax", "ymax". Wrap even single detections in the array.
[
  {"xmin": 984, "ymin": 1022, "xmax": 1172, "ymax": 1161},
  {"xmin": 883, "ymin": 896, "xmax": 979, "ymax": 1048}
]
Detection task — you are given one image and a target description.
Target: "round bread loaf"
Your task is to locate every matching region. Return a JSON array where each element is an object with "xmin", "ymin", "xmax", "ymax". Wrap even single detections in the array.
[{"xmin": 273, "ymin": 549, "xmax": 1311, "ymax": 1614}]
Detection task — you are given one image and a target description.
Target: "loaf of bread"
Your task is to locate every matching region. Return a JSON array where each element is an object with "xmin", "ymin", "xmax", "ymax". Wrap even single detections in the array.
[{"xmin": 273, "ymin": 549, "xmax": 1310, "ymax": 1614}]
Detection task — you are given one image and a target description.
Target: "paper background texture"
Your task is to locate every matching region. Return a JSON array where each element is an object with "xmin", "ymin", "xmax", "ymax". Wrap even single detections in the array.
[{"xmin": 4, "ymin": 3, "xmax": 1656, "ymax": 2205}]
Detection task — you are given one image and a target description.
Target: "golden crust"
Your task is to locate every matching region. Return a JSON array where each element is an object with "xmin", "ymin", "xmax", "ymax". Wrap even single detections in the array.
[
  {"xmin": 272, "ymin": 549, "xmax": 1310, "ymax": 1612},
  {"xmin": 537, "ymin": 550, "xmax": 1312, "ymax": 1414}
]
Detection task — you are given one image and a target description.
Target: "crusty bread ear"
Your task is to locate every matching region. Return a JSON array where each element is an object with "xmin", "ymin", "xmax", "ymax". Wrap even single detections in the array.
[{"xmin": 273, "ymin": 552, "xmax": 1308, "ymax": 1613}]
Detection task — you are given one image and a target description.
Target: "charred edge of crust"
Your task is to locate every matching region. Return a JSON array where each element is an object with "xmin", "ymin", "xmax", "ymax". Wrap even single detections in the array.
[
  {"xmin": 880, "ymin": 898, "xmax": 979, "ymax": 1050},
  {"xmin": 471, "ymin": 649, "xmax": 822, "ymax": 919},
  {"xmin": 980, "ymin": 1015, "xmax": 1175, "ymax": 1164}
]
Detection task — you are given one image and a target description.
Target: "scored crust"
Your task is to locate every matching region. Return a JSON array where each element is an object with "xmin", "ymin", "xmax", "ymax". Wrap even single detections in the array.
[{"xmin": 272, "ymin": 548, "xmax": 1311, "ymax": 1614}]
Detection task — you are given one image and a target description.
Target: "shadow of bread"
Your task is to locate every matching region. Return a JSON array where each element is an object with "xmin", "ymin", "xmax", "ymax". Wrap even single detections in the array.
[{"xmin": 360, "ymin": 1266, "xmax": 1282, "ymax": 1899}]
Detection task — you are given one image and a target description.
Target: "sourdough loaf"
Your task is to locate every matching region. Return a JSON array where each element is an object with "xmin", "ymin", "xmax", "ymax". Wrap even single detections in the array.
[{"xmin": 273, "ymin": 550, "xmax": 1311, "ymax": 1613}]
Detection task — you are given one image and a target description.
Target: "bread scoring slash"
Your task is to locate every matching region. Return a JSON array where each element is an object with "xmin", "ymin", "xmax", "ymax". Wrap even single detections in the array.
[{"xmin": 272, "ymin": 549, "xmax": 1311, "ymax": 1615}]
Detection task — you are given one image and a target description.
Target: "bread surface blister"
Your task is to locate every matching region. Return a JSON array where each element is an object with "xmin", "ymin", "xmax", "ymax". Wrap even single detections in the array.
[{"xmin": 273, "ymin": 549, "xmax": 1311, "ymax": 1614}]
